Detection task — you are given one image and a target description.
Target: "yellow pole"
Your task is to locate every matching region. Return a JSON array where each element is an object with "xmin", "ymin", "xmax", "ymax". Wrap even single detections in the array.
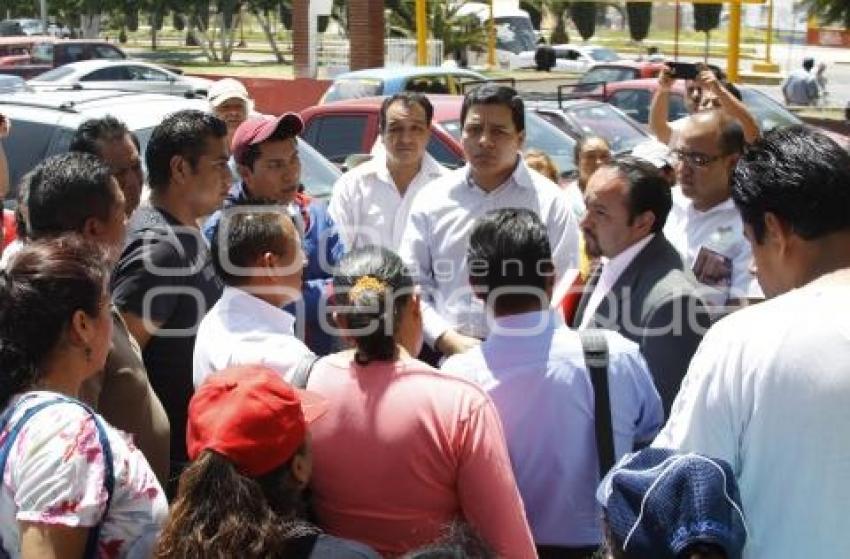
[
  {"xmin": 765, "ymin": 0, "xmax": 773, "ymax": 63},
  {"xmin": 727, "ymin": 0, "xmax": 741, "ymax": 82},
  {"xmin": 416, "ymin": 0, "xmax": 428, "ymax": 66},
  {"xmin": 487, "ymin": 0, "xmax": 496, "ymax": 69}
]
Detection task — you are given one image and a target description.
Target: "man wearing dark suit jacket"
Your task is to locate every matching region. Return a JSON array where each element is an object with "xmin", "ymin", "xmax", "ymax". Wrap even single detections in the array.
[{"xmin": 571, "ymin": 156, "xmax": 711, "ymax": 414}]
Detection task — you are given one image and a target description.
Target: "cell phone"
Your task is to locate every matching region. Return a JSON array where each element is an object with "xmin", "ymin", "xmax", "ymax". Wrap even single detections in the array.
[{"xmin": 667, "ymin": 62, "xmax": 700, "ymax": 80}]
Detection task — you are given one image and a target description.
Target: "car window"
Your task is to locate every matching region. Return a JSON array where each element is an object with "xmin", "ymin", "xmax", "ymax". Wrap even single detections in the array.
[
  {"xmin": 322, "ymin": 78, "xmax": 383, "ymax": 103},
  {"xmin": 668, "ymin": 94, "xmax": 689, "ymax": 121},
  {"xmin": 127, "ymin": 65, "xmax": 169, "ymax": 81},
  {"xmin": 57, "ymin": 45, "xmax": 87, "ymax": 64},
  {"xmin": 740, "ymin": 88, "xmax": 802, "ymax": 131},
  {"xmin": 302, "ymin": 115, "xmax": 368, "ymax": 164},
  {"xmin": 556, "ymin": 49, "xmax": 579, "ymax": 61},
  {"xmin": 94, "ymin": 45, "xmax": 125, "ymax": 59},
  {"xmin": 577, "ymin": 67, "xmax": 637, "ymax": 89},
  {"xmin": 297, "ymin": 138, "xmax": 340, "ymax": 199},
  {"xmin": 525, "ymin": 112, "xmax": 577, "ymax": 175},
  {"xmin": 406, "ymin": 75, "xmax": 449, "ymax": 94},
  {"xmin": 30, "ymin": 42, "xmax": 52, "ymax": 64},
  {"xmin": 607, "ymin": 89, "xmax": 652, "ymax": 123},
  {"xmin": 564, "ymin": 104, "xmax": 647, "ymax": 154},
  {"xmin": 426, "ymin": 134, "xmax": 464, "ymax": 169},
  {"xmin": 82, "ymin": 66, "xmax": 133, "ymax": 81},
  {"xmin": 590, "ymin": 48, "xmax": 619, "ymax": 62},
  {"xmin": 31, "ymin": 65, "xmax": 75, "ymax": 81},
  {"xmin": 2, "ymin": 119, "xmax": 58, "ymax": 198}
]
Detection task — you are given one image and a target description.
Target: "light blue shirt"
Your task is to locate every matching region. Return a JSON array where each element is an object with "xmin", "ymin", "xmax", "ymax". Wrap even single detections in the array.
[
  {"xmin": 399, "ymin": 158, "xmax": 580, "ymax": 345},
  {"xmin": 442, "ymin": 309, "xmax": 663, "ymax": 546}
]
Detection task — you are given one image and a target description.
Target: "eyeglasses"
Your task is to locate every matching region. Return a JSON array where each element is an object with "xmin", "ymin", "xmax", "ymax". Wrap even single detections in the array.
[{"xmin": 670, "ymin": 149, "xmax": 724, "ymax": 168}]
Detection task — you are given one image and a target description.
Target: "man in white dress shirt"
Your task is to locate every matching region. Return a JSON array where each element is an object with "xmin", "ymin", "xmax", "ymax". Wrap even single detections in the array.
[
  {"xmin": 399, "ymin": 84, "xmax": 580, "ymax": 358},
  {"xmin": 664, "ymin": 111, "xmax": 762, "ymax": 310},
  {"xmin": 193, "ymin": 206, "xmax": 311, "ymax": 388},
  {"xmin": 573, "ymin": 157, "xmax": 709, "ymax": 414},
  {"xmin": 442, "ymin": 208, "xmax": 663, "ymax": 554},
  {"xmin": 655, "ymin": 126, "xmax": 850, "ymax": 558},
  {"xmin": 329, "ymin": 92, "xmax": 447, "ymax": 252}
]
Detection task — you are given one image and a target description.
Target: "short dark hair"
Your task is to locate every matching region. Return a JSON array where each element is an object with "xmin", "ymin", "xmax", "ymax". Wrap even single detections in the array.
[
  {"xmin": 69, "ymin": 115, "xmax": 132, "ymax": 156},
  {"xmin": 603, "ymin": 156, "xmax": 673, "ymax": 233},
  {"xmin": 573, "ymin": 135, "xmax": 611, "ymax": 166},
  {"xmin": 803, "ymin": 57, "xmax": 815, "ymax": 72},
  {"xmin": 0, "ymin": 235, "xmax": 109, "ymax": 408},
  {"xmin": 26, "ymin": 152, "xmax": 118, "ymax": 239},
  {"xmin": 211, "ymin": 203, "xmax": 292, "ymax": 287},
  {"xmin": 732, "ymin": 125, "xmax": 850, "ymax": 244},
  {"xmin": 460, "ymin": 83, "xmax": 524, "ymax": 133},
  {"xmin": 237, "ymin": 130, "xmax": 298, "ymax": 170},
  {"xmin": 378, "ymin": 92, "xmax": 434, "ymax": 134},
  {"xmin": 146, "ymin": 110, "xmax": 227, "ymax": 193},
  {"xmin": 467, "ymin": 208, "xmax": 553, "ymax": 312},
  {"xmin": 719, "ymin": 115, "xmax": 745, "ymax": 156},
  {"xmin": 332, "ymin": 246, "xmax": 414, "ymax": 365}
]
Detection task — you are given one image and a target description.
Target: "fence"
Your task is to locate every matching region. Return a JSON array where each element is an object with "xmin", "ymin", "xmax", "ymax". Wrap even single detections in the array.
[{"xmin": 320, "ymin": 38, "xmax": 444, "ymax": 75}]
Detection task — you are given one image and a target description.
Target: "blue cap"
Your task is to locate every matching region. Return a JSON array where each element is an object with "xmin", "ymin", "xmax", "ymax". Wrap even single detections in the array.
[{"xmin": 597, "ymin": 448, "xmax": 748, "ymax": 559}]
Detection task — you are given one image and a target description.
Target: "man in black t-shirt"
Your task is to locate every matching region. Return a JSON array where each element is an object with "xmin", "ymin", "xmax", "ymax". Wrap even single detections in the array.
[{"xmin": 112, "ymin": 110, "xmax": 230, "ymax": 492}]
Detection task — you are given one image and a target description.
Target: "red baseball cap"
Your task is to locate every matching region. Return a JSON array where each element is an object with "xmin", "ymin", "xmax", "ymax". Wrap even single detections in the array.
[
  {"xmin": 231, "ymin": 113, "xmax": 303, "ymax": 165},
  {"xmin": 187, "ymin": 365, "xmax": 328, "ymax": 477}
]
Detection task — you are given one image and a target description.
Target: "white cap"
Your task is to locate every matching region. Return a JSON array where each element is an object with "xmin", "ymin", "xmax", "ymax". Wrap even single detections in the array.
[
  {"xmin": 631, "ymin": 139, "xmax": 674, "ymax": 169},
  {"xmin": 207, "ymin": 78, "xmax": 252, "ymax": 108}
]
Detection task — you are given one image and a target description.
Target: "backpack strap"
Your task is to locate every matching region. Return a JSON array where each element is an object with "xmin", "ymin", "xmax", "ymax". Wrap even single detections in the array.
[
  {"xmin": 291, "ymin": 354, "xmax": 320, "ymax": 390},
  {"xmin": 580, "ymin": 329, "xmax": 616, "ymax": 479},
  {"xmin": 0, "ymin": 396, "xmax": 115, "ymax": 559}
]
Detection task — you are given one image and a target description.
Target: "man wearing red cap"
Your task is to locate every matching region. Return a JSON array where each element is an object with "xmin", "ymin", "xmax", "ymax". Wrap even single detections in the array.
[{"xmin": 203, "ymin": 113, "xmax": 344, "ymax": 356}]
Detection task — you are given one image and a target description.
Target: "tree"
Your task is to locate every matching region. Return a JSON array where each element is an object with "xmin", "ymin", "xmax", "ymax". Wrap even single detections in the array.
[
  {"xmin": 626, "ymin": 2, "xmax": 652, "ymax": 42},
  {"xmin": 802, "ymin": 0, "xmax": 850, "ymax": 28},
  {"xmin": 385, "ymin": 1, "xmax": 487, "ymax": 64},
  {"xmin": 693, "ymin": 3, "xmax": 721, "ymax": 59},
  {"xmin": 570, "ymin": 2, "xmax": 596, "ymax": 41}
]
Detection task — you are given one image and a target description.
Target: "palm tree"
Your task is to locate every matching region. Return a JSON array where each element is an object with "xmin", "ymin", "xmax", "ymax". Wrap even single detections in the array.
[
  {"xmin": 385, "ymin": 1, "xmax": 487, "ymax": 65},
  {"xmin": 802, "ymin": 0, "xmax": 850, "ymax": 28}
]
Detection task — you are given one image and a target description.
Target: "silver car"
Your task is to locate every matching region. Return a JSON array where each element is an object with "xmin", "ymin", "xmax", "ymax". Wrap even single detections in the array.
[{"xmin": 28, "ymin": 60, "xmax": 213, "ymax": 97}]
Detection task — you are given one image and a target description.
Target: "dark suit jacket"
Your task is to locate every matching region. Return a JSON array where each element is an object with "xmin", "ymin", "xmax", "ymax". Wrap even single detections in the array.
[{"xmin": 573, "ymin": 234, "xmax": 711, "ymax": 415}]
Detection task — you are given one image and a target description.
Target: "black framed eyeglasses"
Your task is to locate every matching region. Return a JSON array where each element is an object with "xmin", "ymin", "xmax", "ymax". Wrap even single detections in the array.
[{"xmin": 670, "ymin": 149, "xmax": 724, "ymax": 168}]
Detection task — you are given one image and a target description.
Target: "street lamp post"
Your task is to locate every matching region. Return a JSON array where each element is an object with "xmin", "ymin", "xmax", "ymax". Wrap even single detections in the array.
[{"xmin": 40, "ymin": 0, "xmax": 48, "ymax": 33}]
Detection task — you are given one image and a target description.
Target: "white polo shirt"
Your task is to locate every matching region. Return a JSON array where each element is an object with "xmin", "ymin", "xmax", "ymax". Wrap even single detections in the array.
[
  {"xmin": 399, "ymin": 158, "xmax": 580, "ymax": 345},
  {"xmin": 654, "ymin": 275, "xmax": 850, "ymax": 558},
  {"xmin": 192, "ymin": 286, "xmax": 312, "ymax": 388},
  {"xmin": 328, "ymin": 151, "xmax": 447, "ymax": 252},
  {"xmin": 663, "ymin": 187, "xmax": 762, "ymax": 306}
]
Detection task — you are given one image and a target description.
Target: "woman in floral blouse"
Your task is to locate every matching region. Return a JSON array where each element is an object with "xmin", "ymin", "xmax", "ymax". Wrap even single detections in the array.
[{"xmin": 0, "ymin": 236, "xmax": 166, "ymax": 558}]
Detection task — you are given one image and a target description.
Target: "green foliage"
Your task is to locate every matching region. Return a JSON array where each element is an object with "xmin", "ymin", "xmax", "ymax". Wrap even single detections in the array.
[
  {"xmin": 802, "ymin": 0, "xmax": 850, "ymax": 28},
  {"xmin": 626, "ymin": 2, "xmax": 652, "ymax": 42},
  {"xmin": 570, "ymin": 2, "xmax": 596, "ymax": 41},
  {"xmin": 385, "ymin": 1, "xmax": 487, "ymax": 57},
  {"xmin": 693, "ymin": 3, "xmax": 722, "ymax": 34}
]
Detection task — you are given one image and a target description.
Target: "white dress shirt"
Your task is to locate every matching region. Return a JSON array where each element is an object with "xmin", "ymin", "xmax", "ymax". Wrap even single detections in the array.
[
  {"xmin": 192, "ymin": 286, "xmax": 312, "ymax": 388},
  {"xmin": 579, "ymin": 234, "xmax": 655, "ymax": 330},
  {"xmin": 664, "ymin": 187, "xmax": 762, "ymax": 306},
  {"xmin": 399, "ymin": 158, "xmax": 581, "ymax": 345},
  {"xmin": 442, "ymin": 309, "xmax": 663, "ymax": 546},
  {"xmin": 654, "ymin": 278, "xmax": 850, "ymax": 558},
  {"xmin": 328, "ymin": 151, "xmax": 447, "ymax": 252}
]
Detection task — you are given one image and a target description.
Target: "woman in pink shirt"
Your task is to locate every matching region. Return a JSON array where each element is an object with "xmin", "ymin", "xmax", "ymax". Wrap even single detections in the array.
[{"xmin": 304, "ymin": 246, "xmax": 535, "ymax": 558}]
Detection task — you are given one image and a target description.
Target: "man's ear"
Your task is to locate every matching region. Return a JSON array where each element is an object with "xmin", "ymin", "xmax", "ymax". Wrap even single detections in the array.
[
  {"xmin": 81, "ymin": 216, "xmax": 103, "ymax": 241},
  {"xmin": 290, "ymin": 450, "xmax": 310, "ymax": 488},
  {"xmin": 68, "ymin": 308, "xmax": 94, "ymax": 348},
  {"xmin": 634, "ymin": 210, "xmax": 656, "ymax": 237},
  {"xmin": 169, "ymin": 154, "xmax": 188, "ymax": 186},
  {"xmin": 763, "ymin": 212, "xmax": 791, "ymax": 256}
]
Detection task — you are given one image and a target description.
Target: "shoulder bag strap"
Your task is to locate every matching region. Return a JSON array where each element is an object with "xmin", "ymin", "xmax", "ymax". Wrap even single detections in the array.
[
  {"xmin": 580, "ymin": 329, "xmax": 616, "ymax": 479},
  {"xmin": 0, "ymin": 397, "xmax": 114, "ymax": 559},
  {"xmin": 291, "ymin": 354, "xmax": 320, "ymax": 390}
]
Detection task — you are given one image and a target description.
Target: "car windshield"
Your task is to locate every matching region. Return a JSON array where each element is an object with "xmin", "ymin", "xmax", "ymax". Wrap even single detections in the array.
[
  {"xmin": 740, "ymin": 88, "xmax": 802, "ymax": 131},
  {"xmin": 564, "ymin": 104, "xmax": 646, "ymax": 154},
  {"xmin": 322, "ymin": 78, "xmax": 383, "ymax": 103},
  {"xmin": 31, "ymin": 42, "xmax": 52, "ymax": 64},
  {"xmin": 494, "ymin": 16, "xmax": 536, "ymax": 54},
  {"xmin": 590, "ymin": 48, "xmax": 619, "ymax": 62},
  {"xmin": 440, "ymin": 111, "xmax": 577, "ymax": 175},
  {"xmin": 578, "ymin": 67, "xmax": 636, "ymax": 85},
  {"xmin": 31, "ymin": 65, "xmax": 74, "ymax": 81}
]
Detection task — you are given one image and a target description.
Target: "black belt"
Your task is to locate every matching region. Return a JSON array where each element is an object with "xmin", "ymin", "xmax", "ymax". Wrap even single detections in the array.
[{"xmin": 536, "ymin": 544, "xmax": 599, "ymax": 559}]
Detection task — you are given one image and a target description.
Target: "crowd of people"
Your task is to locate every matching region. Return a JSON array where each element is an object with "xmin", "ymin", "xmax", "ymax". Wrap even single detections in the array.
[{"xmin": 0, "ymin": 65, "xmax": 848, "ymax": 559}]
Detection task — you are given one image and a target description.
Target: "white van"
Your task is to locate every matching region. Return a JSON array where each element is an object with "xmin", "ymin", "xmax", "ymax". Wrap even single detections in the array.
[{"xmin": 454, "ymin": 1, "xmax": 537, "ymax": 70}]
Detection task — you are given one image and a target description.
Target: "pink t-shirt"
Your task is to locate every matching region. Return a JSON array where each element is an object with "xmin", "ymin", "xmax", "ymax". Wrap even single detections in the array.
[{"xmin": 307, "ymin": 352, "xmax": 535, "ymax": 558}]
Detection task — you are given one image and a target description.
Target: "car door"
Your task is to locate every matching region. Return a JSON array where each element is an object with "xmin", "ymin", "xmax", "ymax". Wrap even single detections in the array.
[
  {"xmin": 301, "ymin": 113, "xmax": 374, "ymax": 166},
  {"xmin": 125, "ymin": 64, "xmax": 177, "ymax": 95}
]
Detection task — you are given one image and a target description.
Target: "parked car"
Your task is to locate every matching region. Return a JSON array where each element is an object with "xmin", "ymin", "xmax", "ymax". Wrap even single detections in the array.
[
  {"xmin": 0, "ymin": 37, "xmax": 126, "ymax": 79},
  {"xmin": 29, "ymin": 60, "xmax": 213, "ymax": 97},
  {"xmin": 0, "ymin": 74, "xmax": 26, "ymax": 93},
  {"xmin": 0, "ymin": 89, "xmax": 340, "ymax": 202},
  {"xmin": 319, "ymin": 66, "xmax": 487, "ymax": 104},
  {"xmin": 597, "ymin": 78, "xmax": 848, "ymax": 141},
  {"xmin": 572, "ymin": 61, "xmax": 666, "ymax": 94},
  {"xmin": 516, "ymin": 45, "xmax": 620, "ymax": 72},
  {"xmin": 302, "ymin": 94, "xmax": 579, "ymax": 177},
  {"xmin": 531, "ymin": 99, "xmax": 650, "ymax": 155},
  {"xmin": 0, "ymin": 19, "xmax": 43, "ymax": 37}
]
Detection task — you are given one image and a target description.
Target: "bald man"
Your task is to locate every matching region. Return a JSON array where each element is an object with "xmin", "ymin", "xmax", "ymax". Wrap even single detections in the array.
[{"xmin": 663, "ymin": 111, "xmax": 763, "ymax": 311}]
